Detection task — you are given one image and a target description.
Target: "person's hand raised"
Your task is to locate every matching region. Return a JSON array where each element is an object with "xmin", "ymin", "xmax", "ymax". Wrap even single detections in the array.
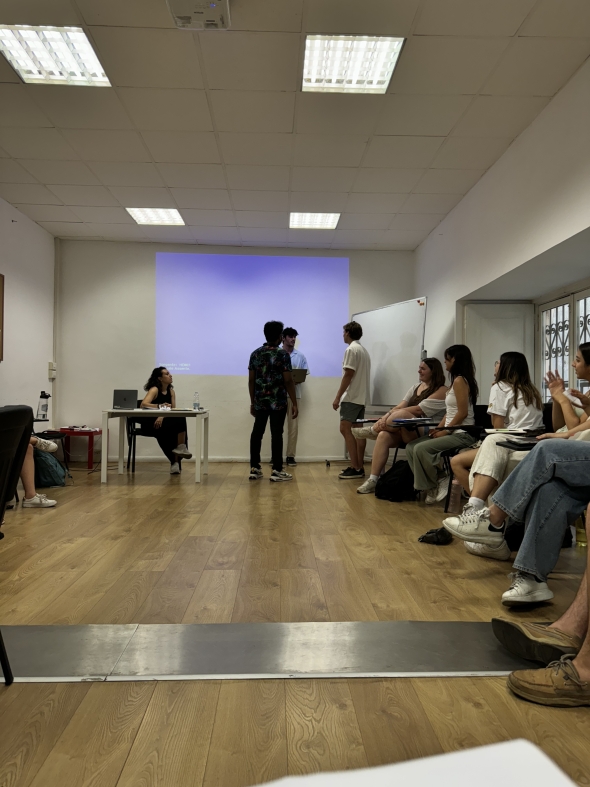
[
  {"xmin": 544, "ymin": 370, "xmax": 565, "ymax": 399},
  {"xmin": 569, "ymin": 388, "xmax": 590, "ymax": 408}
]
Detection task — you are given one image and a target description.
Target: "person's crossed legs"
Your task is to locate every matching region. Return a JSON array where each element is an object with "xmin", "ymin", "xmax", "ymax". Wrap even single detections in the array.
[{"xmin": 20, "ymin": 437, "xmax": 58, "ymax": 508}]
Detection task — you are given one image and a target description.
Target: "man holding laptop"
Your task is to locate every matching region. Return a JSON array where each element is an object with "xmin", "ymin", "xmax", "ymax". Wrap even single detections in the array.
[{"xmin": 281, "ymin": 327, "xmax": 308, "ymax": 467}]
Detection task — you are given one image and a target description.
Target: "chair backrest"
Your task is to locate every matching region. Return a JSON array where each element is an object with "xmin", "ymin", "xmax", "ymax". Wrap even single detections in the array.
[
  {"xmin": 474, "ymin": 404, "xmax": 492, "ymax": 429},
  {"xmin": 542, "ymin": 402, "xmax": 553, "ymax": 432},
  {"xmin": 0, "ymin": 405, "xmax": 34, "ymax": 525}
]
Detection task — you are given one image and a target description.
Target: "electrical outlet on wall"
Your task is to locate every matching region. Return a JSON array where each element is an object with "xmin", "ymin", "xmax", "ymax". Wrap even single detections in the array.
[{"xmin": 48, "ymin": 361, "xmax": 57, "ymax": 380}]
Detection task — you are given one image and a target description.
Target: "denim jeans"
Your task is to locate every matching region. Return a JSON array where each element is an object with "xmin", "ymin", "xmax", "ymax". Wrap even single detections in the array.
[
  {"xmin": 250, "ymin": 408, "xmax": 287, "ymax": 471},
  {"xmin": 491, "ymin": 439, "xmax": 590, "ymax": 581}
]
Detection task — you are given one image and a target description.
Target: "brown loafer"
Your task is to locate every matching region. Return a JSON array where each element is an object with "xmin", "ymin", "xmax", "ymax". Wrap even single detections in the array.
[
  {"xmin": 508, "ymin": 657, "xmax": 590, "ymax": 707},
  {"xmin": 492, "ymin": 617, "xmax": 582, "ymax": 665}
]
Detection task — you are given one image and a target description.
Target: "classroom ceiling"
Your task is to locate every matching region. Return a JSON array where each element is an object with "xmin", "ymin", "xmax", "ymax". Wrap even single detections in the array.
[{"xmin": 1, "ymin": 0, "xmax": 590, "ymax": 250}]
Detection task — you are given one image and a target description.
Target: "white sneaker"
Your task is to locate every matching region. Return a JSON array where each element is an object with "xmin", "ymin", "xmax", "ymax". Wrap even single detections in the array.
[
  {"xmin": 22, "ymin": 493, "xmax": 57, "ymax": 508},
  {"xmin": 357, "ymin": 478, "xmax": 378, "ymax": 494},
  {"xmin": 424, "ymin": 475, "xmax": 449, "ymax": 505},
  {"xmin": 170, "ymin": 462, "xmax": 181, "ymax": 474},
  {"xmin": 351, "ymin": 426, "xmax": 377, "ymax": 441},
  {"xmin": 249, "ymin": 467, "xmax": 263, "ymax": 480},
  {"xmin": 502, "ymin": 572, "xmax": 554, "ymax": 606},
  {"xmin": 270, "ymin": 470, "xmax": 292, "ymax": 482},
  {"xmin": 172, "ymin": 443, "xmax": 192, "ymax": 459},
  {"xmin": 465, "ymin": 540, "xmax": 511, "ymax": 561},
  {"xmin": 442, "ymin": 505, "xmax": 505, "ymax": 546},
  {"xmin": 34, "ymin": 437, "xmax": 58, "ymax": 453}
]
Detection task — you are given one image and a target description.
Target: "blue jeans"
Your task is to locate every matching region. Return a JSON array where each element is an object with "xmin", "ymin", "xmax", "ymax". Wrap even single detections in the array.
[{"xmin": 491, "ymin": 440, "xmax": 590, "ymax": 581}]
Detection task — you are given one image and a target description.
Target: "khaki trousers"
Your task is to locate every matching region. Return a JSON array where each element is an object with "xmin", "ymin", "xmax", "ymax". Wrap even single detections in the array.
[{"xmin": 286, "ymin": 399, "xmax": 298, "ymax": 458}]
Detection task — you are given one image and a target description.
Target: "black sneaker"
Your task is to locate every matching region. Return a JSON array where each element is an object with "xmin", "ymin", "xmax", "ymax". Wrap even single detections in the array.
[
  {"xmin": 286, "ymin": 456, "xmax": 297, "ymax": 467},
  {"xmin": 338, "ymin": 466, "xmax": 365, "ymax": 479},
  {"xmin": 249, "ymin": 467, "xmax": 263, "ymax": 480},
  {"xmin": 270, "ymin": 470, "xmax": 292, "ymax": 482}
]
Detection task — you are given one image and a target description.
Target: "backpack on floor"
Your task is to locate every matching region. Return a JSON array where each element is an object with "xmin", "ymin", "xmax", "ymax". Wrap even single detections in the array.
[
  {"xmin": 34, "ymin": 448, "xmax": 66, "ymax": 488},
  {"xmin": 374, "ymin": 460, "xmax": 417, "ymax": 503}
]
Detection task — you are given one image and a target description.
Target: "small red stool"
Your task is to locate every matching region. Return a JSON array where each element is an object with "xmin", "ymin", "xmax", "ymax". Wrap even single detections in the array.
[{"xmin": 59, "ymin": 428, "xmax": 102, "ymax": 470}]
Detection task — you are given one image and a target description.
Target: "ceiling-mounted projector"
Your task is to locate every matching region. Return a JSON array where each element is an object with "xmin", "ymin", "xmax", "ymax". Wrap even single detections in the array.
[{"xmin": 166, "ymin": 0, "xmax": 230, "ymax": 30}]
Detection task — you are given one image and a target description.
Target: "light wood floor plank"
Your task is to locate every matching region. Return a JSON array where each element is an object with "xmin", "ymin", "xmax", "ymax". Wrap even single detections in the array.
[
  {"xmin": 182, "ymin": 569, "xmax": 240, "ymax": 624},
  {"xmin": 279, "ymin": 569, "xmax": 330, "ymax": 622}
]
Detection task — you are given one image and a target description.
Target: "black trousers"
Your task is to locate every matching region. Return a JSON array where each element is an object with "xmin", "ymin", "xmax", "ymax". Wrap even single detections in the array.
[
  {"xmin": 250, "ymin": 408, "xmax": 287, "ymax": 471},
  {"xmin": 140, "ymin": 416, "xmax": 187, "ymax": 465}
]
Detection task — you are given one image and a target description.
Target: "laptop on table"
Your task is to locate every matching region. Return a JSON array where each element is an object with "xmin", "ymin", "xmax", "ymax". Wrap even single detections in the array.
[{"xmin": 113, "ymin": 390, "xmax": 138, "ymax": 409}]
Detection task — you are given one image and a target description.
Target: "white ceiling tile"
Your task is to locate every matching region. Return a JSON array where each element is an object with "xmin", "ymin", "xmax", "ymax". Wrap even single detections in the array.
[
  {"xmin": 14, "ymin": 204, "xmax": 81, "ymax": 222},
  {"xmin": 290, "ymin": 167, "xmax": 357, "ymax": 192},
  {"xmin": 0, "ymin": 159, "xmax": 37, "ymax": 183},
  {"xmin": 521, "ymin": 0, "xmax": 590, "ymax": 37},
  {"xmin": 0, "ymin": 128, "xmax": 79, "ymax": 160},
  {"xmin": 118, "ymin": 89, "xmax": 213, "ymax": 132},
  {"xmin": 330, "ymin": 229, "xmax": 385, "ymax": 246},
  {"xmin": 157, "ymin": 163, "xmax": 226, "ymax": 189},
  {"xmin": 287, "ymin": 229, "xmax": 336, "ymax": 243},
  {"xmin": 77, "ymin": 0, "xmax": 176, "ymax": 27},
  {"xmin": 26, "ymin": 86, "xmax": 132, "ymax": 129},
  {"xmin": 107, "ymin": 186, "xmax": 175, "ymax": 208},
  {"xmin": 376, "ymin": 95, "xmax": 472, "ymax": 136},
  {"xmin": 432, "ymin": 137, "xmax": 511, "ymax": 169},
  {"xmin": 390, "ymin": 37, "xmax": 509, "ymax": 95},
  {"xmin": 47, "ymin": 184, "xmax": 120, "ymax": 206},
  {"xmin": 379, "ymin": 230, "xmax": 427, "ymax": 249},
  {"xmin": 91, "ymin": 28, "xmax": 203, "ymax": 89},
  {"xmin": 226, "ymin": 165, "xmax": 290, "ymax": 190},
  {"xmin": 400, "ymin": 193, "xmax": 462, "ymax": 213},
  {"xmin": 239, "ymin": 228, "xmax": 289, "ymax": 243},
  {"xmin": 0, "ymin": 85, "xmax": 53, "ymax": 127},
  {"xmin": 413, "ymin": 169, "xmax": 484, "ymax": 194},
  {"xmin": 352, "ymin": 168, "xmax": 424, "ymax": 193},
  {"xmin": 289, "ymin": 191, "xmax": 348, "ymax": 212},
  {"xmin": 416, "ymin": 0, "xmax": 536, "ymax": 36},
  {"xmin": 88, "ymin": 162, "xmax": 164, "ymax": 187},
  {"xmin": 200, "ymin": 32, "xmax": 300, "ymax": 91},
  {"xmin": 288, "ymin": 241, "xmax": 334, "ymax": 248},
  {"xmin": 219, "ymin": 133, "xmax": 292, "ymax": 165},
  {"xmin": 69, "ymin": 206, "xmax": 134, "ymax": 223},
  {"xmin": 191, "ymin": 227, "xmax": 241, "ymax": 244},
  {"xmin": 170, "ymin": 189, "xmax": 232, "ymax": 209},
  {"xmin": 140, "ymin": 226, "xmax": 195, "ymax": 242},
  {"xmin": 19, "ymin": 159, "xmax": 101, "ymax": 185},
  {"xmin": 481, "ymin": 38, "xmax": 590, "ymax": 96},
  {"xmin": 236, "ymin": 211, "xmax": 289, "ymax": 228},
  {"xmin": 85, "ymin": 223, "xmax": 146, "ymax": 240},
  {"xmin": 0, "ymin": 183, "xmax": 62, "ymax": 204},
  {"xmin": 38, "ymin": 221, "xmax": 104, "ymax": 238},
  {"xmin": 230, "ymin": 190, "xmax": 289, "ymax": 211},
  {"xmin": 0, "ymin": 148, "xmax": 7, "ymax": 157},
  {"xmin": 62, "ymin": 130, "xmax": 150, "ymax": 161},
  {"xmin": 0, "ymin": 0, "xmax": 81, "ymax": 25},
  {"xmin": 305, "ymin": 0, "xmax": 420, "ymax": 35},
  {"xmin": 451, "ymin": 96, "xmax": 551, "ymax": 138},
  {"xmin": 295, "ymin": 94, "xmax": 382, "ymax": 136},
  {"xmin": 363, "ymin": 136, "xmax": 443, "ymax": 168},
  {"xmin": 209, "ymin": 91, "xmax": 295, "ymax": 133},
  {"xmin": 390, "ymin": 213, "xmax": 445, "ymax": 232},
  {"xmin": 229, "ymin": 0, "xmax": 303, "ymax": 32},
  {"xmin": 293, "ymin": 135, "xmax": 367, "ymax": 167},
  {"xmin": 346, "ymin": 193, "xmax": 407, "ymax": 213},
  {"xmin": 142, "ymin": 131, "xmax": 220, "ymax": 163},
  {"xmin": 180, "ymin": 209, "xmax": 236, "ymax": 226},
  {"xmin": 337, "ymin": 213, "xmax": 393, "ymax": 230}
]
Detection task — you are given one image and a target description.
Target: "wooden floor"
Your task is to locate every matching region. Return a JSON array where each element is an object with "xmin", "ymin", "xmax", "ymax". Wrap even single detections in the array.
[{"xmin": 0, "ymin": 462, "xmax": 588, "ymax": 786}]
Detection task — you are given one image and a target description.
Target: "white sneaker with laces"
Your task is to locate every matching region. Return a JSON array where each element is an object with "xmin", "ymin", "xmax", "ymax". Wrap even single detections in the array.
[
  {"xmin": 170, "ymin": 462, "xmax": 181, "ymax": 474},
  {"xmin": 424, "ymin": 475, "xmax": 449, "ymax": 505},
  {"xmin": 351, "ymin": 426, "xmax": 377, "ymax": 441},
  {"xmin": 249, "ymin": 467, "xmax": 263, "ymax": 480},
  {"xmin": 34, "ymin": 437, "xmax": 58, "ymax": 453},
  {"xmin": 270, "ymin": 470, "xmax": 292, "ymax": 482},
  {"xmin": 172, "ymin": 443, "xmax": 192, "ymax": 459},
  {"xmin": 442, "ymin": 505, "xmax": 505, "ymax": 546},
  {"xmin": 502, "ymin": 572, "xmax": 554, "ymax": 606},
  {"xmin": 22, "ymin": 493, "xmax": 57, "ymax": 508},
  {"xmin": 465, "ymin": 540, "xmax": 511, "ymax": 561},
  {"xmin": 357, "ymin": 478, "xmax": 378, "ymax": 494}
]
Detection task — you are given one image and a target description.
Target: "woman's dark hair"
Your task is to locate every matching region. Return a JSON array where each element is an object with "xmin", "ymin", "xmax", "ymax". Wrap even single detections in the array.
[
  {"xmin": 343, "ymin": 321, "xmax": 363, "ymax": 341},
  {"xmin": 144, "ymin": 366, "xmax": 170, "ymax": 392},
  {"xmin": 496, "ymin": 351, "xmax": 542, "ymax": 410},
  {"xmin": 444, "ymin": 344, "xmax": 479, "ymax": 405},
  {"xmin": 406, "ymin": 357, "xmax": 446, "ymax": 406},
  {"xmin": 579, "ymin": 343, "xmax": 590, "ymax": 366}
]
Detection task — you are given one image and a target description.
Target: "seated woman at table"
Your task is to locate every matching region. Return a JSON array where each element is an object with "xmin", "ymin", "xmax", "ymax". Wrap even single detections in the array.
[
  {"xmin": 354, "ymin": 357, "xmax": 447, "ymax": 494},
  {"xmin": 141, "ymin": 366, "xmax": 191, "ymax": 474}
]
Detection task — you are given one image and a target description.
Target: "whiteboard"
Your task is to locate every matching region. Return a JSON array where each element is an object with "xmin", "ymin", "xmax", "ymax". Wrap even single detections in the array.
[{"xmin": 353, "ymin": 297, "xmax": 427, "ymax": 406}]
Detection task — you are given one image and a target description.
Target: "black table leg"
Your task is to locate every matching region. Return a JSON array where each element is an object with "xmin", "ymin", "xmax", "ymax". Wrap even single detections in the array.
[{"xmin": 0, "ymin": 629, "xmax": 14, "ymax": 686}]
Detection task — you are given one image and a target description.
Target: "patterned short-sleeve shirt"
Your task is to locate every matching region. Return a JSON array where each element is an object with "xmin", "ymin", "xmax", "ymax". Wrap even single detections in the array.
[{"xmin": 249, "ymin": 344, "xmax": 292, "ymax": 411}]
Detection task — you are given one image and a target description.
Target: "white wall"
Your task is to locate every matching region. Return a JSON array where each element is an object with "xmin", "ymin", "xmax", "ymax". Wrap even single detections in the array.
[
  {"xmin": 415, "ymin": 58, "xmax": 590, "ymax": 359},
  {"xmin": 0, "ymin": 198, "xmax": 55, "ymax": 415},
  {"xmin": 56, "ymin": 241, "xmax": 413, "ymax": 461}
]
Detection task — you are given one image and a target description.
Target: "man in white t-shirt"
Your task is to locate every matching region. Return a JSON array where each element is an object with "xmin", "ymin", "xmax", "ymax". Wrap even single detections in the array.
[
  {"xmin": 282, "ymin": 327, "xmax": 309, "ymax": 467},
  {"xmin": 332, "ymin": 321, "xmax": 371, "ymax": 480}
]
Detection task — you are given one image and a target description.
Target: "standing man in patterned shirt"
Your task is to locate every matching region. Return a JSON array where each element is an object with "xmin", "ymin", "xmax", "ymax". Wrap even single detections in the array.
[{"xmin": 248, "ymin": 320, "xmax": 298, "ymax": 482}]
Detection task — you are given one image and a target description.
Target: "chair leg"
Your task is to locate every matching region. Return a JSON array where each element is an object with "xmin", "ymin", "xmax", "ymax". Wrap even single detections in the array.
[
  {"xmin": 127, "ymin": 433, "xmax": 132, "ymax": 470},
  {"xmin": 132, "ymin": 434, "xmax": 136, "ymax": 474},
  {"xmin": 443, "ymin": 456, "xmax": 454, "ymax": 514},
  {"xmin": 0, "ymin": 629, "xmax": 14, "ymax": 686}
]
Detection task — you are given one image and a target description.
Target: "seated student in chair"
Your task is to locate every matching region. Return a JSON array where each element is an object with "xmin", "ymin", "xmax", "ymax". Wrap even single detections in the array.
[
  {"xmin": 15, "ymin": 436, "xmax": 59, "ymax": 509},
  {"xmin": 354, "ymin": 358, "xmax": 447, "ymax": 494},
  {"xmin": 141, "ymin": 367, "xmax": 192, "ymax": 475}
]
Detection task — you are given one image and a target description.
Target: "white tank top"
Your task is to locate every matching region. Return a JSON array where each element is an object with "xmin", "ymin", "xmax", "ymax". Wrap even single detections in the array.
[{"xmin": 444, "ymin": 378, "xmax": 475, "ymax": 428}]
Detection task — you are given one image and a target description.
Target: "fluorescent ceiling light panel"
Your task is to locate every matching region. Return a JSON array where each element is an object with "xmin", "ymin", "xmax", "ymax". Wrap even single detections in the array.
[
  {"xmin": 290, "ymin": 212, "xmax": 340, "ymax": 230},
  {"xmin": 126, "ymin": 208, "xmax": 185, "ymax": 226},
  {"xmin": 303, "ymin": 35, "xmax": 404, "ymax": 94},
  {"xmin": 0, "ymin": 25, "xmax": 110, "ymax": 86}
]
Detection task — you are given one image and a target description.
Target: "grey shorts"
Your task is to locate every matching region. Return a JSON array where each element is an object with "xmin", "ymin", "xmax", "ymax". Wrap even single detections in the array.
[{"xmin": 340, "ymin": 402, "xmax": 365, "ymax": 423}]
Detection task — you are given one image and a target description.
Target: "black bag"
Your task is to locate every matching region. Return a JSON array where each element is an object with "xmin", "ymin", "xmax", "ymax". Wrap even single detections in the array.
[
  {"xmin": 374, "ymin": 460, "xmax": 417, "ymax": 502},
  {"xmin": 34, "ymin": 448, "xmax": 66, "ymax": 488}
]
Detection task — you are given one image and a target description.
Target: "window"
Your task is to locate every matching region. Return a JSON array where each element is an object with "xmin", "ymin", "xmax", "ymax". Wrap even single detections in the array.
[{"xmin": 540, "ymin": 298, "xmax": 570, "ymax": 402}]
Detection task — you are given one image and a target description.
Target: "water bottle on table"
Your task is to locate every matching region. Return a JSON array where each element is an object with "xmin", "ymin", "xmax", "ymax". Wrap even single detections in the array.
[{"xmin": 193, "ymin": 392, "xmax": 200, "ymax": 411}]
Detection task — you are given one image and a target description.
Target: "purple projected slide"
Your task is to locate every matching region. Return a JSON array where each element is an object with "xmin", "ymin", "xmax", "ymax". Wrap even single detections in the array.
[{"xmin": 155, "ymin": 253, "xmax": 349, "ymax": 376}]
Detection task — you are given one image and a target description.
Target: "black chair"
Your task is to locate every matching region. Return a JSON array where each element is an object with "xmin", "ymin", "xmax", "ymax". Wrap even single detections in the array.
[
  {"xmin": 127, "ymin": 400, "xmax": 156, "ymax": 473},
  {"xmin": 32, "ymin": 429, "xmax": 70, "ymax": 474},
  {"xmin": 0, "ymin": 404, "xmax": 34, "ymax": 686}
]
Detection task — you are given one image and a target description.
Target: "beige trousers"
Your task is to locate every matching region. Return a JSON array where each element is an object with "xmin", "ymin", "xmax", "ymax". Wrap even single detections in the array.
[
  {"xmin": 469, "ymin": 432, "xmax": 528, "ymax": 490},
  {"xmin": 286, "ymin": 399, "xmax": 298, "ymax": 458}
]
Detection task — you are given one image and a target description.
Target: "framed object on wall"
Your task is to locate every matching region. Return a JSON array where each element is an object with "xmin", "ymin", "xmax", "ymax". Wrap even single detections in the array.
[{"xmin": 0, "ymin": 274, "xmax": 3, "ymax": 362}]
